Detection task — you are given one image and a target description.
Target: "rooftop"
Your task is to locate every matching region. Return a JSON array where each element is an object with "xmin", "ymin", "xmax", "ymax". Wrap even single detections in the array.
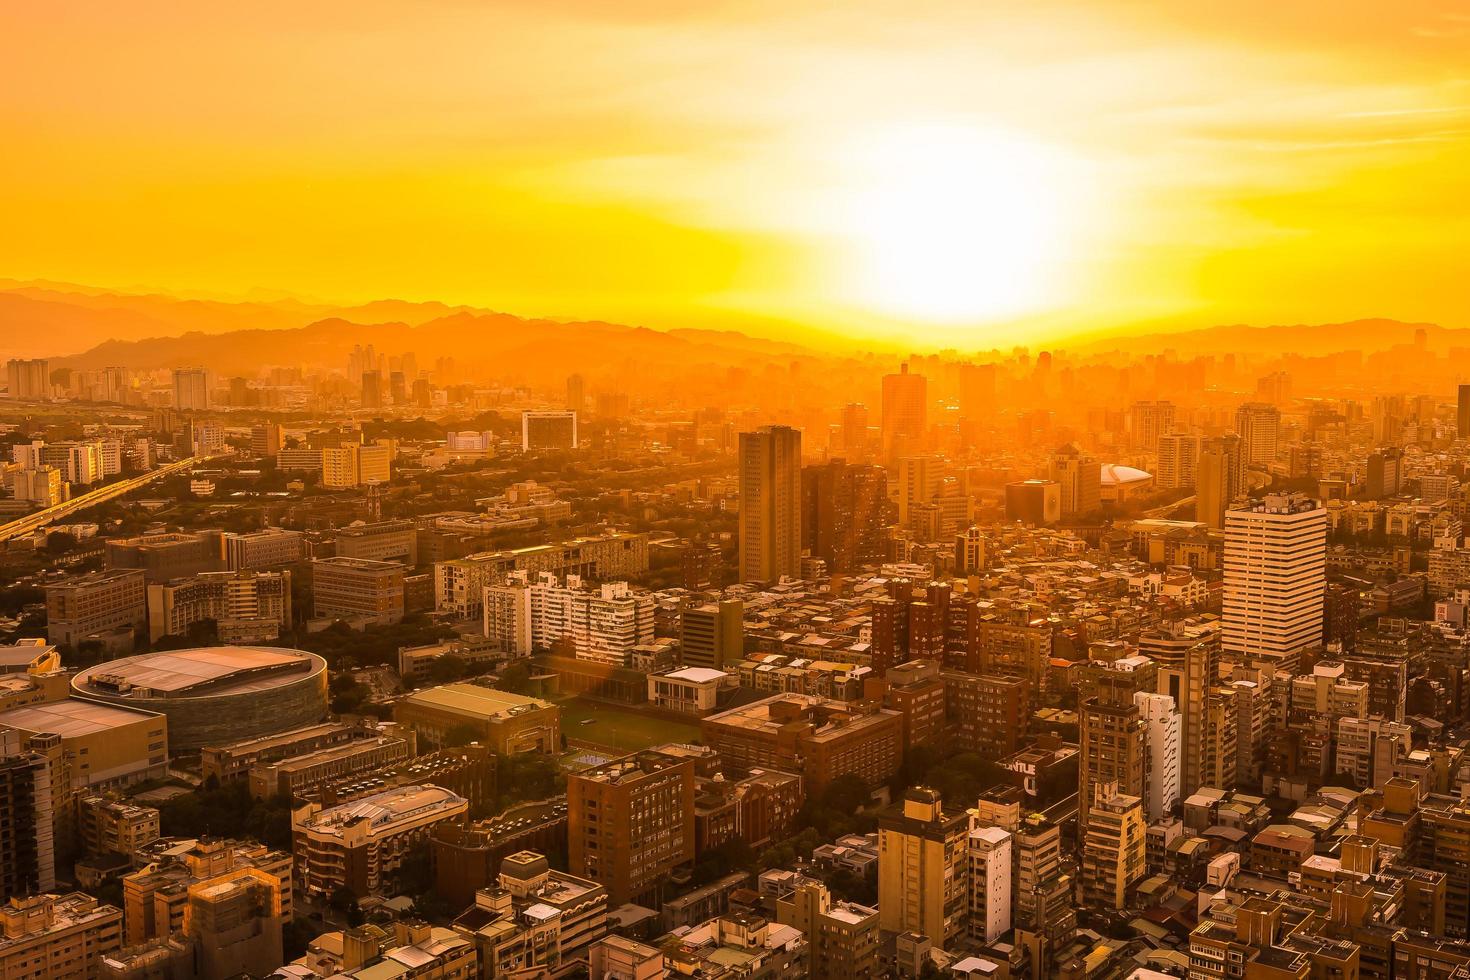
[
  {"xmin": 0, "ymin": 697, "xmax": 161, "ymax": 738},
  {"xmin": 399, "ymin": 683, "xmax": 553, "ymax": 720},
  {"xmin": 73, "ymin": 646, "xmax": 323, "ymax": 698}
]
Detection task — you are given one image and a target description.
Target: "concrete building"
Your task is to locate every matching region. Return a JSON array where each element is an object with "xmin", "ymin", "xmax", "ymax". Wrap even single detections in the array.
[
  {"xmin": 1134, "ymin": 691, "xmax": 1182, "ymax": 822},
  {"xmin": 773, "ymin": 877, "xmax": 879, "ymax": 980},
  {"xmin": 648, "ymin": 666, "xmax": 727, "ymax": 715},
  {"xmin": 521, "ymin": 410, "xmax": 579, "ymax": 451},
  {"xmin": 1235, "ymin": 401, "xmax": 1282, "ymax": 468},
  {"xmin": 336, "ymin": 519, "xmax": 418, "ymax": 566},
  {"xmin": 1049, "ymin": 443, "xmax": 1102, "ymax": 516},
  {"xmin": 247, "ymin": 730, "xmax": 417, "ymax": 801},
  {"xmin": 294, "ymin": 785, "xmax": 469, "ymax": 898},
  {"xmin": 395, "ymin": 683, "xmax": 560, "ymax": 755},
  {"xmin": 0, "ymin": 697, "xmax": 168, "ymax": 791},
  {"xmin": 172, "ymin": 368, "xmax": 209, "ymax": 411},
  {"xmin": 106, "ymin": 532, "xmax": 223, "ymax": 583},
  {"xmin": 312, "ymin": 556, "xmax": 405, "ymax": 626},
  {"xmin": 321, "ymin": 442, "xmax": 392, "ymax": 488},
  {"xmin": 881, "ymin": 362, "xmax": 927, "ymax": 461},
  {"xmin": 436, "ymin": 532, "xmax": 650, "ymax": 619},
  {"xmin": 567, "ymin": 751, "xmax": 696, "ymax": 908},
  {"xmin": 71, "ymin": 646, "xmax": 327, "ymax": 754},
  {"xmin": 483, "ymin": 573, "xmax": 655, "ymax": 666},
  {"xmin": 1004, "ymin": 479, "xmax": 1061, "ymax": 526},
  {"xmin": 77, "ymin": 794, "xmax": 160, "ymax": 859},
  {"xmin": 701, "ymin": 694, "xmax": 902, "ymax": 793},
  {"xmin": 1080, "ymin": 782, "xmax": 1146, "ymax": 910},
  {"xmin": 1, "ymin": 730, "xmax": 59, "ymax": 895},
  {"xmin": 146, "ymin": 569, "xmax": 292, "ymax": 644},
  {"xmin": 878, "ymin": 787, "xmax": 970, "ymax": 947},
  {"xmin": 1223, "ymin": 493, "xmax": 1327, "ymax": 670},
  {"xmin": 6, "ymin": 357, "xmax": 52, "ymax": 401},
  {"xmin": 222, "ymin": 527, "xmax": 303, "ymax": 570},
  {"xmin": 679, "ymin": 599, "xmax": 743, "ymax": 671},
  {"xmin": 967, "ymin": 825, "xmax": 1012, "ymax": 944},
  {"xmin": 658, "ymin": 912, "xmax": 808, "ymax": 978},
  {"xmin": 0, "ymin": 892, "xmax": 122, "ymax": 980},
  {"xmin": 738, "ymin": 425, "xmax": 802, "ymax": 583},
  {"xmin": 45, "ymin": 568, "xmax": 147, "ymax": 650},
  {"xmin": 450, "ymin": 850, "xmax": 608, "ymax": 978}
]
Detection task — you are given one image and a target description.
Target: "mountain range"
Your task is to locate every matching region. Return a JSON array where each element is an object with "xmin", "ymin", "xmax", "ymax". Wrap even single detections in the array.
[{"xmin": 0, "ymin": 280, "xmax": 1461, "ymax": 378}]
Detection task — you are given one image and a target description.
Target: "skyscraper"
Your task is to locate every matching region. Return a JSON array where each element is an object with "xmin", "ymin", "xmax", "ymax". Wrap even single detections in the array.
[
  {"xmin": 567, "ymin": 373, "xmax": 586, "ymax": 412},
  {"xmin": 738, "ymin": 425, "xmax": 802, "ymax": 583},
  {"xmin": 1459, "ymin": 384, "xmax": 1470, "ymax": 440},
  {"xmin": 840, "ymin": 402, "xmax": 870, "ymax": 455},
  {"xmin": 881, "ymin": 363, "xmax": 927, "ymax": 460},
  {"xmin": 1223, "ymin": 493, "xmax": 1327, "ymax": 671},
  {"xmin": 172, "ymin": 368, "xmax": 210, "ymax": 411},
  {"xmin": 800, "ymin": 460, "xmax": 889, "ymax": 572}
]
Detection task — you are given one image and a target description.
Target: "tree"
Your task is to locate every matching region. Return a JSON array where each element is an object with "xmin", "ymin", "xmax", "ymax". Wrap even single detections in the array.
[{"xmin": 495, "ymin": 660, "xmax": 534, "ymax": 695}]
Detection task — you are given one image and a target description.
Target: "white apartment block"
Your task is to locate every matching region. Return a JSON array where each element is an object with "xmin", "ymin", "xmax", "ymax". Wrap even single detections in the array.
[
  {"xmin": 966, "ymin": 825, "xmax": 1012, "ymax": 944},
  {"xmin": 483, "ymin": 572, "xmax": 654, "ymax": 666},
  {"xmin": 1134, "ymin": 692, "xmax": 1182, "ymax": 822}
]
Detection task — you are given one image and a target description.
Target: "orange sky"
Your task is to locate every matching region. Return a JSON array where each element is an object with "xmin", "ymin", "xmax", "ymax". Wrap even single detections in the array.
[{"xmin": 3, "ymin": 1, "xmax": 1469, "ymax": 348}]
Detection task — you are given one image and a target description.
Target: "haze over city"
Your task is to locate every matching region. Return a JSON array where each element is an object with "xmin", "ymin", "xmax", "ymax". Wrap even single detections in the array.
[{"xmin": 5, "ymin": 4, "xmax": 1470, "ymax": 980}]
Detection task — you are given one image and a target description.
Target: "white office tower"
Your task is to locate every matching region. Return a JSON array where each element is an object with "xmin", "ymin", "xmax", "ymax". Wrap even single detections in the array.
[
  {"xmin": 1133, "ymin": 692, "xmax": 1182, "ymax": 821},
  {"xmin": 1223, "ymin": 493, "xmax": 1327, "ymax": 672}
]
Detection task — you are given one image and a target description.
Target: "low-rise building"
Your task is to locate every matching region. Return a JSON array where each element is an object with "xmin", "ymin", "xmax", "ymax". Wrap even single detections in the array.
[
  {"xmin": 0, "ymin": 892, "xmax": 123, "ymax": 980},
  {"xmin": 394, "ymin": 683, "xmax": 560, "ymax": 755},
  {"xmin": 294, "ymin": 785, "xmax": 469, "ymax": 898}
]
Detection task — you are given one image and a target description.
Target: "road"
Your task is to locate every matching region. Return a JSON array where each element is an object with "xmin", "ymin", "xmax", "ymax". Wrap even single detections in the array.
[{"xmin": 0, "ymin": 454, "xmax": 218, "ymax": 544}]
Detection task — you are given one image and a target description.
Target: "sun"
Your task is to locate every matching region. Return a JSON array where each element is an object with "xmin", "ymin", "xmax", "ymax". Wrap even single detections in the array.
[{"xmin": 838, "ymin": 122, "xmax": 1074, "ymax": 324}]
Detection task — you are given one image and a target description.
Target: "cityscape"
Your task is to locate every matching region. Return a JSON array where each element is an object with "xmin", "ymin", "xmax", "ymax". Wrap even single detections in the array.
[{"xmin": 6, "ymin": 3, "xmax": 1470, "ymax": 980}]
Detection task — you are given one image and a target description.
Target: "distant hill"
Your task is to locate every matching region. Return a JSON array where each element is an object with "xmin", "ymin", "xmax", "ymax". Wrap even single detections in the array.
[{"xmin": 3, "ymin": 278, "xmax": 1464, "ymax": 367}]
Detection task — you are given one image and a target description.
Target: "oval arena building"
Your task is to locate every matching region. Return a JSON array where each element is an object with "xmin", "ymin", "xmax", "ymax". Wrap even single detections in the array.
[{"xmin": 71, "ymin": 646, "xmax": 329, "ymax": 753}]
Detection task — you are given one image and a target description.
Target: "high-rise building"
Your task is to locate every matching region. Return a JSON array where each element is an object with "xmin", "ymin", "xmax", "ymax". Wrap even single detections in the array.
[
  {"xmin": 1049, "ymin": 443, "xmax": 1101, "ymax": 516},
  {"xmin": 1078, "ymin": 663, "xmax": 1148, "ymax": 830},
  {"xmin": 679, "ymin": 600, "xmax": 743, "ymax": 670},
  {"xmin": 957, "ymin": 363, "xmax": 996, "ymax": 420},
  {"xmin": 0, "ymin": 731, "xmax": 58, "ymax": 896},
  {"xmin": 877, "ymin": 787, "xmax": 970, "ymax": 947},
  {"xmin": 738, "ymin": 426, "xmax": 802, "ymax": 583},
  {"xmin": 967, "ymin": 824, "xmax": 1013, "ymax": 943},
  {"xmin": 172, "ymin": 368, "xmax": 210, "ymax": 411},
  {"xmin": 840, "ymin": 402, "xmax": 870, "ymax": 455},
  {"xmin": 567, "ymin": 750, "xmax": 695, "ymax": 908},
  {"xmin": 895, "ymin": 455, "xmax": 940, "ymax": 527},
  {"xmin": 146, "ymin": 569, "xmax": 293, "ymax": 644},
  {"xmin": 1196, "ymin": 434, "xmax": 1243, "ymax": 529},
  {"xmin": 1223, "ymin": 493, "xmax": 1327, "ymax": 670},
  {"xmin": 1080, "ymin": 783, "xmax": 1146, "ymax": 910},
  {"xmin": 360, "ymin": 369, "xmax": 382, "ymax": 409},
  {"xmin": 1128, "ymin": 400, "xmax": 1176, "ymax": 451},
  {"xmin": 954, "ymin": 525, "xmax": 987, "ymax": 574},
  {"xmin": 1156, "ymin": 432, "xmax": 1202, "ymax": 490},
  {"xmin": 800, "ymin": 460, "xmax": 889, "ymax": 572},
  {"xmin": 321, "ymin": 442, "xmax": 393, "ymax": 488},
  {"xmin": 881, "ymin": 362, "xmax": 927, "ymax": 460},
  {"xmin": 1365, "ymin": 447, "xmax": 1403, "ymax": 498},
  {"xmin": 1134, "ymin": 692, "xmax": 1182, "ymax": 822},
  {"xmin": 521, "ymin": 410, "xmax": 579, "ymax": 451},
  {"xmin": 566, "ymin": 373, "xmax": 586, "ymax": 412},
  {"xmin": 250, "ymin": 424, "xmax": 282, "ymax": 459},
  {"xmin": 1459, "ymin": 384, "xmax": 1470, "ymax": 440},
  {"xmin": 6, "ymin": 358, "xmax": 52, "ymax": 401},
  {"xmin": 294, "ymin": 786, "xmax": 467, "ymax": 898},
  {"xmin": 1235, "ymin": 402, "xmax": 1281, "ymax": 468}
]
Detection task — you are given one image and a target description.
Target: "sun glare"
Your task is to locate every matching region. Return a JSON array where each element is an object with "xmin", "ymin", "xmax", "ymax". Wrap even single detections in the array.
[{"xmin": 839, "ymin": 123, "xmax": 1073, "ymax": 324}]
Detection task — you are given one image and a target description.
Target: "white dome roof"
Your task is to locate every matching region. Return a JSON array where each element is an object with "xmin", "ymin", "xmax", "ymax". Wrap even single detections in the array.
[{"xmin": 1101, "ymin": 463, "xmax": 1153, "ymax": 485}]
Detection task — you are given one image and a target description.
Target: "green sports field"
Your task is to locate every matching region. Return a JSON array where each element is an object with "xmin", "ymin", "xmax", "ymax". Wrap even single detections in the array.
[{"xmin": 556, "ymin": 698, "xmax": 702, "ymax": 752}]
